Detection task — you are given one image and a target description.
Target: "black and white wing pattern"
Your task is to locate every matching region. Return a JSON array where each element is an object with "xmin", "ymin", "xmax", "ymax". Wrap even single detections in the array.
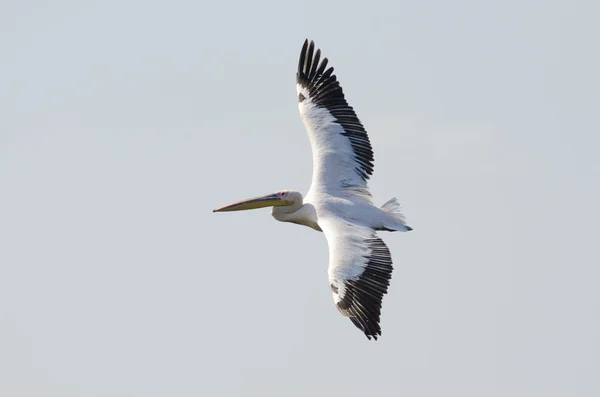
[
  {"xmin": 319, "ymin": 216, "xmax": 394, "ymax": 340},
  {"xmin": 296, "ymin": 40, "xmax": 375, "ymax": 197}
]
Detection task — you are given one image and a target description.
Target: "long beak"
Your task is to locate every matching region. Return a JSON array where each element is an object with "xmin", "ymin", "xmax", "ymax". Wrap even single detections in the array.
[{"xmin": 213, "ymin": 193, "xmax": 286, "ymax": 212}]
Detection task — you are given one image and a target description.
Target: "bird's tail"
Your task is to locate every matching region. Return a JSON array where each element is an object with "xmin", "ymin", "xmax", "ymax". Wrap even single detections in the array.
[{"xmin": 380, "ymin": 197, "xmax": 412, "ymax": 231}]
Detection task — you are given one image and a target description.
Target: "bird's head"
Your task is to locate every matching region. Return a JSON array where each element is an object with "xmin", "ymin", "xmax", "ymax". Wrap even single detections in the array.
[{"xmin": 213, "ymin": 190, "xmax": 303, "ymax": 214}]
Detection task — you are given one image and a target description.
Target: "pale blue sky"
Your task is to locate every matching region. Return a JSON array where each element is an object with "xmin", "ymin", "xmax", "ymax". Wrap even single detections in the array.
[{"xmin": 1, "ymin": 0, "xmax": 599, "ymax": 396}]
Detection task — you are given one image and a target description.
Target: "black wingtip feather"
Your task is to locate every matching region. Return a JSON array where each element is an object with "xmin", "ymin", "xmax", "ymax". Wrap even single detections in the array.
[
  {"xmin": 297, "ymin": 40, "xmax": 309, "ymax": 83},
  {"xmin": 336, "ymin": 236, "xmax": 393, "ymax": 341}
]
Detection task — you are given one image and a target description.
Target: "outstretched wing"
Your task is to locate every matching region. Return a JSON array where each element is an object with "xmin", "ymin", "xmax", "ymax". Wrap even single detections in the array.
[
  {"xmin": 296, "ymin": 39, "xmax": 375, "ymax": 198},
  {"xmin": 319, "ymin": 216, "xmax": 394, "ymax": 340}
]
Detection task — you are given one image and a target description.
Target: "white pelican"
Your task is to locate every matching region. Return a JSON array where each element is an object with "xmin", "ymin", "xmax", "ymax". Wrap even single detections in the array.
[{"xmin": 214, "ymin": 40, "xmax": 412, "ymax": 340}]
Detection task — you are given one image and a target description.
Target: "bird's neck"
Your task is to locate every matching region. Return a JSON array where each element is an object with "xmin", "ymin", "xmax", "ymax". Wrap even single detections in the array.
[{"xmin": 272, "ymin": 203, "xmax": 321, "ymax": 231}]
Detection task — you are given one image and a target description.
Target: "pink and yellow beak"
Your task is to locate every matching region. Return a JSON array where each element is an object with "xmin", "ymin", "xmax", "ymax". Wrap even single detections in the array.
[{"xmin": 213, "ymin": 193, "xmax": 288, "ymax": 212}]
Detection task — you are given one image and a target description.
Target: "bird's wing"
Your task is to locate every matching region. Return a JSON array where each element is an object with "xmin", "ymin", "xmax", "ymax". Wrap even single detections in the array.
[
  {"xmin": 296, "ymin": 40, "xmax": 374, "ymax": 200},
  {"xmin": 319, "ymin": 216, "xmax": 394, "ymax": 340}
]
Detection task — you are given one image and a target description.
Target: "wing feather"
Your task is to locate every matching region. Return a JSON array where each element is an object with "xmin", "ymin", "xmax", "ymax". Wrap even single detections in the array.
[
  {"xmin": 296, "ymin": 39, "xmax": 375, "ymax": 198},
  {"xmin": 319, "ymin": 217, "xmax": 394, "ymax": 340}
]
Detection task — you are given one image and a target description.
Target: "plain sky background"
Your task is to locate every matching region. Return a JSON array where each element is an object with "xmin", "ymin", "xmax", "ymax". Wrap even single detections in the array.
[{"xmin": 1, "ymin": 0, "xmax": 599, "ymax": 396}]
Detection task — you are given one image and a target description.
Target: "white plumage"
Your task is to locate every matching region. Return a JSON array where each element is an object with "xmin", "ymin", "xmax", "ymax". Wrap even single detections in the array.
[{"xmin": 214, "ymin": 40, "xmax": 412, "ymax": 340}]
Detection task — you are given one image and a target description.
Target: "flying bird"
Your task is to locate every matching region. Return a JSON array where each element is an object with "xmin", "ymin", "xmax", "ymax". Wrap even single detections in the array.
[{"xmin": 214, "ymin": 40, "xmax": 412, "ymax": 340}]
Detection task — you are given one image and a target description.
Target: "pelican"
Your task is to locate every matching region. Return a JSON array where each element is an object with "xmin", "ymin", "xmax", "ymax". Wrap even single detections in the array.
[{"xmin": 214, "ymin": 40, "xmax": 412, "ymax": 340}]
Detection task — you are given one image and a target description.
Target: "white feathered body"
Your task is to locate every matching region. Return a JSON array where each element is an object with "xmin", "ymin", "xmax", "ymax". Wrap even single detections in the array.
[
  {"xmin": 269, "ymin": 40, "xmax": 412, "ymax": 340},
  {"xmin": 271, "ymin": 40, "xmax": 412, "ymax": 340}
]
